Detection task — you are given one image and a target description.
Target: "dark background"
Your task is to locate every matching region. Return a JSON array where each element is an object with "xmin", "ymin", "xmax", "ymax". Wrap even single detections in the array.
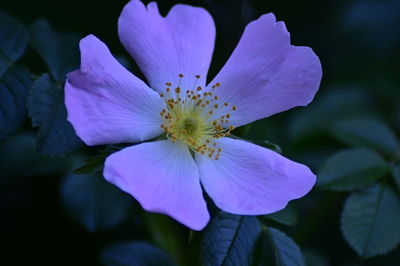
[{"xmin": 1, "ymin": 0, "xmax": 400, "ymax": 265}]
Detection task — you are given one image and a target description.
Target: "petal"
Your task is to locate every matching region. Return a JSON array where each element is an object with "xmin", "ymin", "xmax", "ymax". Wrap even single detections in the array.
[
  {"xmin": 118, "ymin": 0, "xmax": 215, "ymax": 92},
  {"xmin": 65, "ymin": 35, "xmax": 165, "ymax": 146},
  {"xmin": 208, "ymin": 13, "xmax": 322, "ymax": 127},
  {"xmin": 104, "ymin": 140, "xmax": 209, "ymax": 230},
  {"xmin": 196, "ymin": 138, "xmax": 316, "ymax": 215}
]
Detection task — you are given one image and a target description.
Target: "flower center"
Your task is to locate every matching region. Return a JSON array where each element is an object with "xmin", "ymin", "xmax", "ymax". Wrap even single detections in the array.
[
  {"xmin": 181, "ymin": 117, "xmax": 198, "ymax": 136},
  {"xmin": 159, "ymin": 74, "xmax": 236, "ymax": 160}
]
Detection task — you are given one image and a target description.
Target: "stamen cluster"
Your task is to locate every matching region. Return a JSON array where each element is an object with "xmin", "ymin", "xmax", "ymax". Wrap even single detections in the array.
[{"xmin": 159, "ymin": 74, "xmax": 236, "ymax": 160}]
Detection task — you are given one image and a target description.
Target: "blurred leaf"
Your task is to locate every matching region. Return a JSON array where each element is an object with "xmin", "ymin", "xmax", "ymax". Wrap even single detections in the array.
[
  {"xmin": 303, "ymin": 250, "xmax": 330, "ymax": 266},
  {"xmin": 258, "ymin": 139, "xmax": 282, "ymax": 154},
  {"xmin": 233, "ymin": 124, "xmax": 252, "ymax": 138},
  {"xmin": 0, "ymin": 65, "xmax": 32, "ymax": 139},
  {"xmin": 331, "ymin": 118, "xmax": 400, "ymax": 155},
  {"xmin": 201, "ymin": 212, "xmax": 261, "ymax": 266},
  {"xmin": 100, "ymin": 241, "xmax": 176, "ymax": 266},
  {"xmin": 262, "ymin": 205, "xmax": 298, "ymax": 226},
  {"xmin": 29, "ymin": 20, "xmax": 81, "ymax": 82},
  {"xmin": 392, "ymin": 165, "xmax": 400, "ymax": 192},
  {"xmin": 341, "ymin": 184, "xmax": 400, "ymax": 258},
  {"xmin": 318, "ymin": 149, "xmax": 389, "ymax": 191},
  {"xmin": 73, "ymin": 152, "xmax": 108, "ymax": 174},
  {"xmin": 60, "ymin": 171, "xmax": 134, "ymax": 232},
  {"xmin": 252, "ymin": 231, "xmax": 275, "ymax": 266},
  {"xmin": 234, "ymin": 137, "xmax": 282, "ymax": 154},
  {"xmin": 28, "ymin": 74, "xmax": 82, "ymax": 156},
  {"xmin": 0, "ymin": 10, "xmax": 28, "ymax": 77},
  {"xmin": 0, "ymin": 133, "xmax": 68, "ymax": 186},
  {"xmin": 290, "ymin": 87, "xmax": 373, "ymax": 140},
  {"xmin": 267, "ymin": 227, "xmax": 305, "ymax": 266},
  {"xmin": 143, "ymin": 213, "xmax": 188, "ymax": 266}
]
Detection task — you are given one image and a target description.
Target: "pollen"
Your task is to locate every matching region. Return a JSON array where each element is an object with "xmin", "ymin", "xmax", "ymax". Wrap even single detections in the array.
[{"xmin": 159, "ymin": 74, "xmax": 236, "ymax": 160}]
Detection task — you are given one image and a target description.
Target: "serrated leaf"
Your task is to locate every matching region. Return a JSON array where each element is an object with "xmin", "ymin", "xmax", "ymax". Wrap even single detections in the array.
[
  {"xmin": 341, "ymin": 184, "xmax": 400, "ymax": 258},
  {"xmin": 0, "ymin": 65, "xmax": 32, "ymax": 139},
  {"xmin": 100, "ymin": 241, "xmax": 175, "ymax": 266},
  {"xmin": 267, "ymin": 227, "xmax": 305, "ymax": 266},
  {"xmin": 28, "ymin": 74, "xmax": 82, "ymax": 156},
  {"xmin": 29, "ymin": 20, "xmax": 80, "ymax": 82},
  {"xmin": 60, "ymin": 171, "xmax": 134, "ymax": 232},
  {"xmin": 263, "ymin": 205, "xmax": 298, "ymax": 226},
  {"xmin": 318, "ymin": 149, "xmax": 389, "ymax": 191},
  {"xmin": 201, "ymin": 212, "xmax": 261, "ymax": 266},
  {"xmin": 331, "ymin": 118, "xmax": 400, "ymax": 155},
  {"xmin": 0, "ymin": 10, "xmax": 28, "ymax": 77}
]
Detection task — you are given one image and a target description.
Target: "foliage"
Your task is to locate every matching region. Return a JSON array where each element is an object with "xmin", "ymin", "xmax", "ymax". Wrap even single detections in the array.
[{"xmin": 1, "ymin": 1, "xmax": 400, "ymax": 265}]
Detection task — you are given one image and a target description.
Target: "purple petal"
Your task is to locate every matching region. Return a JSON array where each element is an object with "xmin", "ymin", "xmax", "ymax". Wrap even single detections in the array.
[
  {"xmin": 208, "ymin": 13, "xmax": 322, "ymax": 127},
  {"xmin": 104, "ymin": 140, "xmax": 209, "ymax": 230},
  {"xmin": 65, "ymin": 35, "xmax": 165, "ymax": 146},
  {"xmin": 118, "ymin": 0, "xmax": 215, "ymax": 92},
  {"xmin": 196, "ymin": 138, "xmax": 316, "ymax": 215}
]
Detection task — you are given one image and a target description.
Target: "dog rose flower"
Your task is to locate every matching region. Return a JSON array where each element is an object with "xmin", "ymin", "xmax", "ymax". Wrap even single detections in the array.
[{"xmin": 65, "ymin": 0, "xmax": 322, "ymax": 230}]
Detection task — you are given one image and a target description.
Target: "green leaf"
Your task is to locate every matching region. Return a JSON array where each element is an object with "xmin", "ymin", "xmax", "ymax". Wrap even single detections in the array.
[
  {"xmin": 0, "ymin": 65, "xmax": 32, "ymax": 139},
  {"xmin": 0, "ymin": 10, "xmax": 28, "ymax": 77},
  {"xmin": 201, "ymin": 212, "xmax": 261, "ymax": 266},
  {"xmin": 29, "ymin": 20, "xmax": 80, "ymax": 82},
  {"xmin": 331, "ymin": 118, "xmax": 400, "ymax": 155},
  {"xmin": 267, "ymin": 227, "xmax": 305, "ymax": 266},
  {"xmin": 341, "ymin": 184, "xmax": 400, "ymax": 258},
  {"xmin": 318, "ymin": 149, "xmax": 389, "ymax": 191},
  {"xmin": 263, "ymin": 205, "xmax": 298, "ymax": 226},
  {"xmin": 100, "ymin": 241, "xmax": 176, "ymax": 266},
  {"xmin": 28, "ymin": 74, "xmax": 82, "ymax": 156},
  {"xmin": 60, "ymin": 171, "xmax": 134, "ymax": 232}
]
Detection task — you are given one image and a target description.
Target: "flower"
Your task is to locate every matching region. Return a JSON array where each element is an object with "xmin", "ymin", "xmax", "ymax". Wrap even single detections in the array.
[{"xmin": 65, "ymin": 0, "xmax": 322, "ymax": 230}]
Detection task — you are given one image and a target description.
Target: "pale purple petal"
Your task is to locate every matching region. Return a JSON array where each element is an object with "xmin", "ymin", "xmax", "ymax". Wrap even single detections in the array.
[
  {"xmin": 208, "ymin": 13, "xmax": 322, "ymax": 127},
  {"xmin": 196, "ymin": 138, "xmax": 316, "ymax": 215},
  {"xmin": 118, "ymin": 0, "xmax": 215, "ymax": 92},
  {"xmin": 65, "ymin": 35, "xmax": 165, "ymax": 146},
  {"xmin": 104, "ymin": 140, "xmax": 209, "ymax": 230}
]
